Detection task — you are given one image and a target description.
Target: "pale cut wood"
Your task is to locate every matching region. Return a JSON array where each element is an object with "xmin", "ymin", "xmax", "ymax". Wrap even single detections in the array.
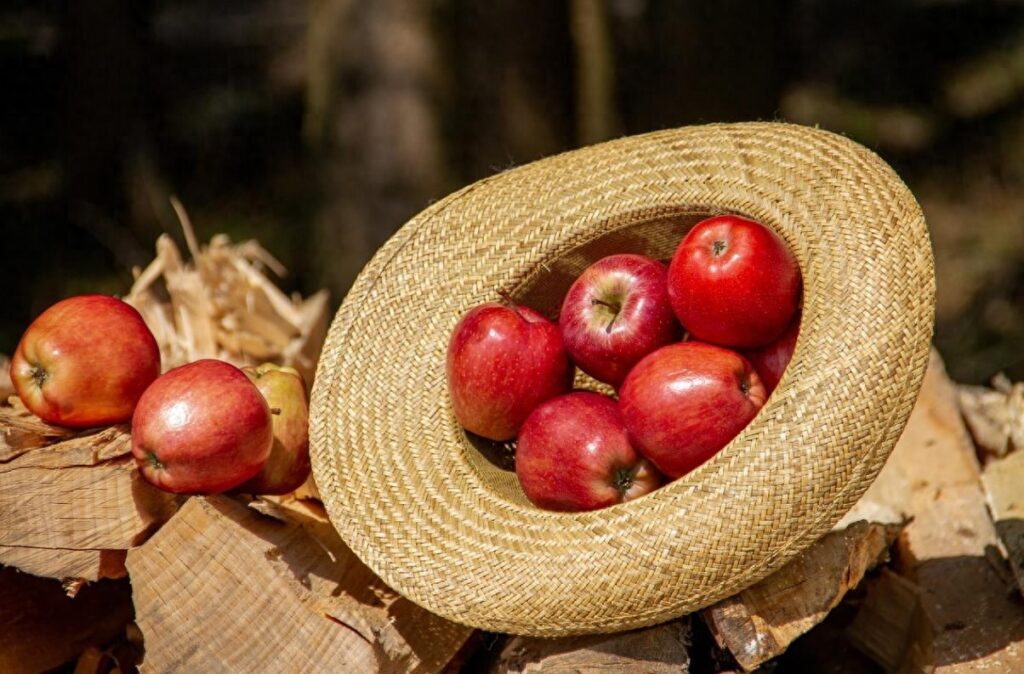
[
  {"xmin": 0, "ymin": 404, "xmax": 180, "ymax": 581},
  {"xmin": 702, "ymin": 520, "xmax": 899, "ymax": 671},
  {"xmin": 0, "ymin": 396, "xmax": 75, "ymax": 461},
  {"xmin": 493, "ymin": 619, "xmax": 690, "ymax": 673},
  {"xmin": 127, "ymin": 495, "xmax": 472, "ymax": 673},
  {"xmin": 958, "ymin": 375, "xmax": 1024, "ymax": 458},
  {"xmin": 847, "ymin": 351, "xmax": 1024, "ymax": 671},
  {"xmin": 0, "ymin": 566, "xmax": 133, "ymax": 673},
  {"xmin": 980, "ymin": 449, "xmax": 1024, "ymax": 595}
]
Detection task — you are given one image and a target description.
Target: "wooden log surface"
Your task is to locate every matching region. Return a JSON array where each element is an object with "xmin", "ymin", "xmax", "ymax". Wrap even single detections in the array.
[
  {"xmin": 702, "ymin": 520, "xmax": 899, "ymax": 671},
  {"xmin": 0, "ymin": 398, "xmax": 181, "ymax": 581},
  {"xmin": 0, "ymin": 566, "xmax": 133, "ymax": 673},
  {"xmin": 492, "ymin": 619, "xmax": 691, "ymax": 673},
  {"xmin": 980, "ymin": 448, "xmax": 1024, "ymax": 596},
  {"xmin": 126, "ymin": 495, "xmax": 472, "ymax": 673},
  {"xmin": 843, "ymin": 352, "xmax": 1024, "ymax": 672}
]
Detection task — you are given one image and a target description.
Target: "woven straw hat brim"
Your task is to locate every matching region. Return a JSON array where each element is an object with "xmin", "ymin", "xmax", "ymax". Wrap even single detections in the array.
[{"xmin": 310, "ymin": 122, "xmax": 935, "ymax": 636}]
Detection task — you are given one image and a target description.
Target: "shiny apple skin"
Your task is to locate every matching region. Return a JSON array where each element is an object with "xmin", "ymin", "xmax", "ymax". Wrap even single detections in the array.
[
  {"xmin": 559, "ymin": 254, "xmax": 680, "ymax": 386},
  {"xmin": 11, "ymin": 294, "xmax": 161, "ymax": 428},
  {"xmin": 131, "ymin": 359, "xmax": 273, "ymax": 494},
  {"xmin": 516, "ymin": 391, "xmax": 663, "ymax": 511},
  {"xmin": 667, "ymin": 215, "xmax": 801, "ymax": 349},
  {"xmin": 619, "ymin": 342, "xmax": 766, "ymax": 479},
  {"xmin": 237, "ymin": 363, "xmax": 311, "ymax": 495},
  {"xmin": 447, "ymin": 303, "xmax": 572, "ymax": 441},
  {"xmin": 744, "ymin": 314, "xmax": 800, "ymax": 395}
]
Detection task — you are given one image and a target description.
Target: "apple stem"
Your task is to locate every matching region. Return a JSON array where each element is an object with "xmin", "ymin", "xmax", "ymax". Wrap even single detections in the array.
[
  {"xmin": 613, "ymin": 467, "xmax": 635, "ymax": 497},
  {"xmin": 590, "ymin": 299, "xmax": 620, "ymax": 334},
  {"xmin": 270, "ymin": 407, "xmax": 282, "ymax": 415},
  {"xmin": 497, "ymin": 290, "xmax": 516, "ymax": 307}
]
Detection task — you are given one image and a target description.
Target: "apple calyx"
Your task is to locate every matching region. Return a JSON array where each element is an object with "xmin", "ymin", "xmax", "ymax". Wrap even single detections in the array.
[
  {"xmin": 30, "ymin": 363, "xmax": 48, "ymax": 388},
  {"xmin": 143, "ymin": 450, "xmax": 164, "ymax": 471},
  {"xmin": 740, "ymin": 377, "xmax": 751, "ymax": 396},
  {"xmin": 712, "ymin": 239, "xmax": 728, "ymax": 257},
  {"xmin": 612, "ymin": 466, "xmax": 636, "ymax": 497}
]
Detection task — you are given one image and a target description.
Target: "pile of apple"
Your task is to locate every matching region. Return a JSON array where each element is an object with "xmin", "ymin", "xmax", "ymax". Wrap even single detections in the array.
[
  {"xmin": 9, "ymin": 295, "xmax": 310, "ymax": 495},
  {"xmin": 448, "ymin": 215, "xmax": 801, "ymax": 512}
]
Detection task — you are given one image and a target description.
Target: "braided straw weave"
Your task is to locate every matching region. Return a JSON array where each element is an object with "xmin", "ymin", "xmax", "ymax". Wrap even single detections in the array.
[{"xmin": 309, "ymin": 122, "xmax": 935, "ymax": 636}]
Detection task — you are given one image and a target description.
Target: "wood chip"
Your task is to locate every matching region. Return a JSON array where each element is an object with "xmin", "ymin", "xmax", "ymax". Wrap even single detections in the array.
[
  {"xmin": 958, "ymin": 375, "xmax": 1024, "ymax": 458},
  {"xmin": 126, "ymin": 495, "xmax": 471, "ymax": 673},
  {"xmin": 702, "ymin": 520, "xmax": 899, "ymax": 671},
  {"xmin": 0, "ymin": 566, "xmax": 133, "ymax": 673},
  {"xmin": 846, "ymin": 351, "xmax": 1024, "ymax": 672},
  {"xmin": 124, "ymin": 217, "xmax": 330, "ymax": 388},
  {"xmin": 0, "ymin": 406, "xmax": 181, "ymax": 581},
  {"xmin": 980, "ymin": 449, "xmax": 1024, "ymax": 596},
  {"xmin": 492, "ymin": 619, "xmax": 691, "ymax": 673}
]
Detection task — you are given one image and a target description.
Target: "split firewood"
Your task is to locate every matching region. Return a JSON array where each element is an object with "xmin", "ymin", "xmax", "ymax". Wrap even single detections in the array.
[
  {"xmin": 958, "ymin": 374, "xmax": 1024, "ymax": 458},
  {"xmin": 126, "ymin": 495, "xmax": 472, "ymax": 673},
  {"xmin": 492, "ymin": 619, "xmax": 691, "ymax": 673},
  {"xmin": 980, "ymin": 448, "xmax": 1024, "ymax": 596},
  {"xmin": 0, "ymin": 400, "xmax": 181, "ymax": 581},
  {"xmin": 844, "ymin": 351, "xmax": 1024, "ymax": 672},
  {"xmin": 702, "ymin": 520, "xmax": 900, "ymax": 671},
  {"xmin": 0, "ymin": 566, "xmax": 133, "ymax": 673},
  {"xmin": 846, "ymin": 569, "xmax": 931, "ymax": 674},
  {"xmin": 124, "ymin": 202, "xmax": 329, "ymax": 388}
]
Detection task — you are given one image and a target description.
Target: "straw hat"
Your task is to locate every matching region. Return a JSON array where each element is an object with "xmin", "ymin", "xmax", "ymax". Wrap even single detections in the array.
[{"xmin": 309, "ymin": 122, "xmax": 935, "ymax": 636}]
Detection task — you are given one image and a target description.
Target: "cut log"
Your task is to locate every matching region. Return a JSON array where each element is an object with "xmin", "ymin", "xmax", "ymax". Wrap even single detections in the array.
[
  {"xmin": 958, "ymin": 376, "xmax": 1024, "ymax": 458},
  {"xmin": 126, "ymin": 495, "xmax": 471, "ymax": 673},
  {"xmin": 702, "ymin": 520, "xmax": 899, "ymax": 671},
  {"xmin": 0, "ymin": 565, "xmax": 133, "ymax": 673},
  {"xmin": 845, "ymin": 351, "xmax": 1024, "ymax": 672},
  {"xmin": 0, "ymin": 400, "xmax": 181, "ymax": 581},
  {"xmin": 492, "ymin": 619, "xmax": 690, "ymax": 673},
  {"xmin": 980, "ymin": 448, "xmax": 1024, "ymax": 596},
  {"xmin": 845, "ymin": 569, "xmax": 931, "ymax": 674}
]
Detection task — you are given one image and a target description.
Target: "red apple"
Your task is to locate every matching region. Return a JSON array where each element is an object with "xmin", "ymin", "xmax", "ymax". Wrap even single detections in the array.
[
  {"xmin": 516, "ymin": 391, "xmax": 663, "ymax": 511},
  {"xmin": 131, "ymin": 359, "xmax": 272, "ymax": 494},
  {"xmin": 559, "ymin": 254, "xmax": 680, "ymax": 386},
  {"xmin": 236, "ymin": 363, "xmax": 310, "ymax": 495},
  {"xmin": 744, "ymin": 314, "xmax": 800, "ymax": 395},
  {"xmin": 667, "ymin": 215, "xmax": 800, "ymax": 348},
  {"xmin": 11, "ymin": 294, "xmax": 160, "ymax": 428},
  {"xmin": 447, "ymin": 302, "xmax": 572, "ymax": 441},
  {"xmin": 619, "ymin": 342, "xmax": 767, "ymax": 479}
]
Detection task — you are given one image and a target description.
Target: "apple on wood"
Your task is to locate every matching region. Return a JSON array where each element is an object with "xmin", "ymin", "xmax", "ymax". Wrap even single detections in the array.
[
  {"xmin": 619, "ymin": 341, "xmax": 767, "ymax": 480},
  {"xmin": 559, "ymin": 254, "xmax": 680, "ymax": 386},
  {"xmin": 744, "ymin": 314, "xmax": 800, "ymax": 395},
  {"xmin": 131, "ymin": 359, "xmax": 273, "ymax": 494},
  {"xmin": 11, "ymin": 294, "xmax": 160, "ymax": 428},
  {"xmin": 447, "ymin": 301, "xmax": 572, "ymax": 441},
  {"xmin": 667, "ymin": 215, "xmax": 801, "ymax": 349},
  {"xmin": 515, "ymin": 391, "xmax": 663, "ymax": 511},
  {"xmin": 236, "ymin": 363, "xmax": 310, "ymax": 495}
]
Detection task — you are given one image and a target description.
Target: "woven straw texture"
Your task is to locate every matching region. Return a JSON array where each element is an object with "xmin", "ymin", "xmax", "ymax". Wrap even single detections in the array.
[{"xmin": 309, "ymin": 122, "xmax": 935, "ymax": 636}]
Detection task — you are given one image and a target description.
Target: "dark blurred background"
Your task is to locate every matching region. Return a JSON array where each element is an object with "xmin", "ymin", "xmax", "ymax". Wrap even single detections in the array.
[{"xmin": 2, "ymin": 0, "xmax": 1023, "ymax": 383}]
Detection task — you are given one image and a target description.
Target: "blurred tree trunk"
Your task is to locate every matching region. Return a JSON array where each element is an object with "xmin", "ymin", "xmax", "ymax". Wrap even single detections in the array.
[
  {"xmin": 439, "ymin": 0, "xmax": 575, "ymax": 183},
  {"xmin": 308, "ymin": 0, "xmax": 450, "ymax": 297}
]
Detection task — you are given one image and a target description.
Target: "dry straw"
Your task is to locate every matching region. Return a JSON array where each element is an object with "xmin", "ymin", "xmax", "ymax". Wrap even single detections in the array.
[{"xmin": 309, "ymin": 122, "xmax": 935, "ymax": 636}]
